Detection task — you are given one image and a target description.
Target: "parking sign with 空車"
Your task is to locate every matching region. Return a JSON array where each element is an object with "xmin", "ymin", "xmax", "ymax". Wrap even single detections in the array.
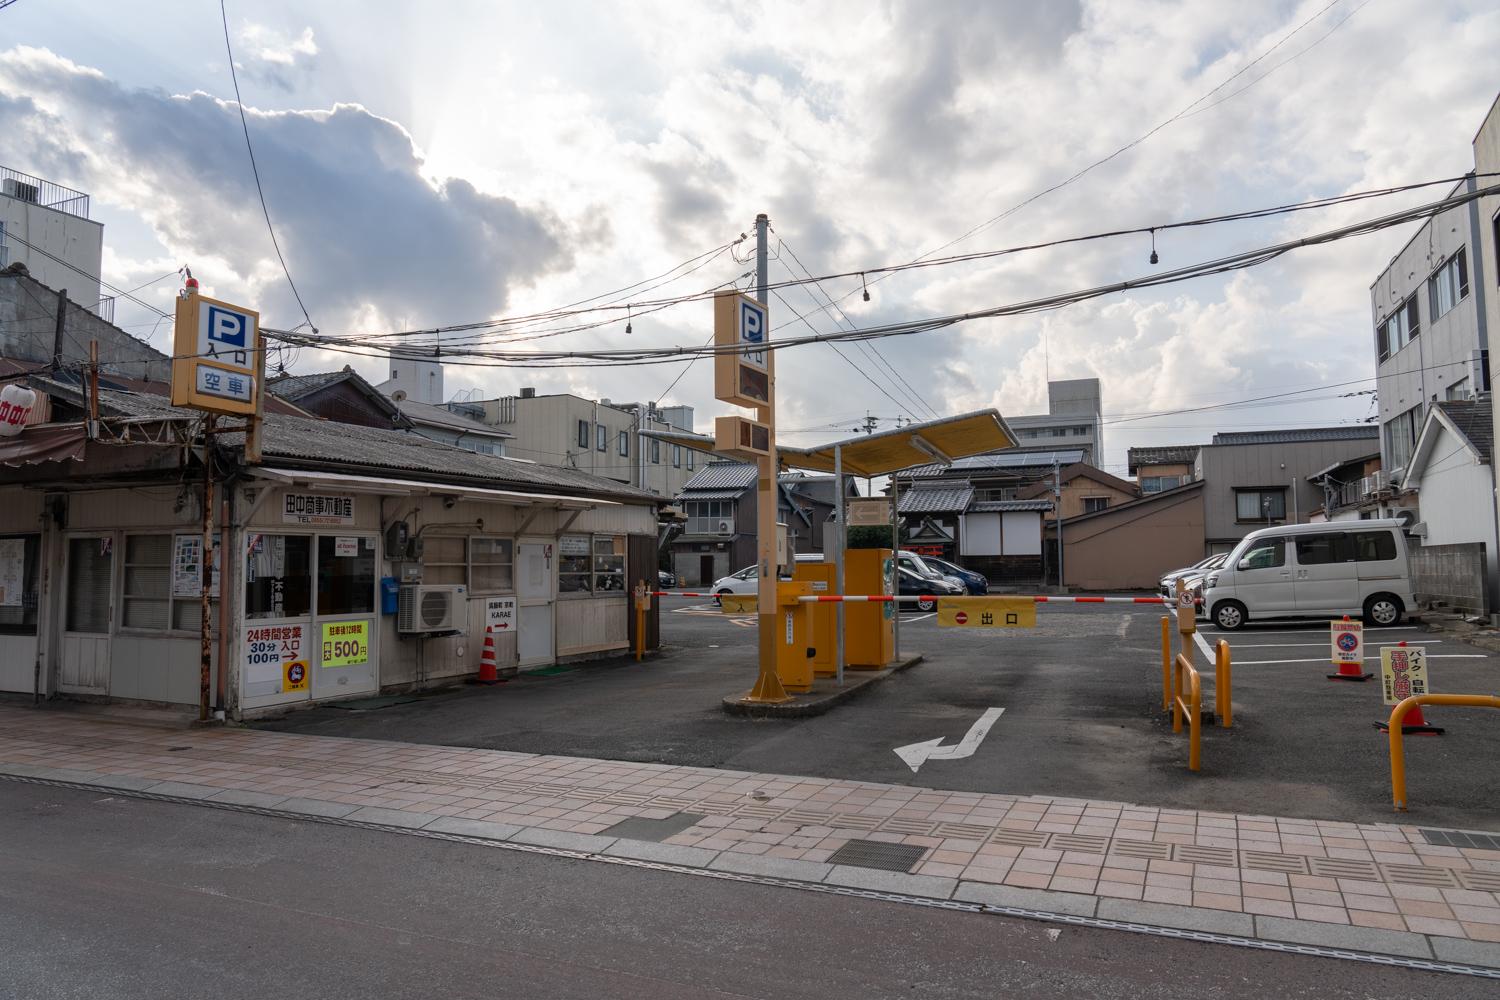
[{"xmin": 171, "ymin": 292, "xmax": 262, "ymax": 416}]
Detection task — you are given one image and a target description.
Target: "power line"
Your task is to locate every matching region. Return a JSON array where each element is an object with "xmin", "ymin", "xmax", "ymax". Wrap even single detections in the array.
[
  {"xmin": 266, "ymin": 181, "xmax": 1500, "ymax": 370},
  {"xmin": 773, "ymin": 236, "xmax": 941, "ymax": 420},
  {"xmin": 219, "ymin": 0, "xmax": 316, "ymax": 334}
]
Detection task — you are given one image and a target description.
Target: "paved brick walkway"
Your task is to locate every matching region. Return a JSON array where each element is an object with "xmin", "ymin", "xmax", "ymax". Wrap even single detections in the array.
[{"xmin": 3, "ymin": 705, "xmax": 1498, "ymax": 969}]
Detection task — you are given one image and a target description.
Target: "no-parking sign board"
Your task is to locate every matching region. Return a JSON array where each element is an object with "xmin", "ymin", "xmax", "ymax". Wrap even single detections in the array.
[{"xmin": 1330, "ymin": 620, "xmax": 1363, "ymax": 665}]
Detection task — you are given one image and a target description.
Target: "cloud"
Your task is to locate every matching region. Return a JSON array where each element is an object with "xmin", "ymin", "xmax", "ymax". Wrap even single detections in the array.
[
  {"xmin": 235, "ymin": 23, "xmax": 319, "ymax": 91},
  {"xmin": 0, "ymin": 45, "xmax": 568, "ymax": 338}
]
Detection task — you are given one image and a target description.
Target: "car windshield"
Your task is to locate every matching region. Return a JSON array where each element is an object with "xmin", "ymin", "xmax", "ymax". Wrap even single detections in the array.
[{"xmin": 902, "ymin": 553, "xmax": 943, "ymax": 578}]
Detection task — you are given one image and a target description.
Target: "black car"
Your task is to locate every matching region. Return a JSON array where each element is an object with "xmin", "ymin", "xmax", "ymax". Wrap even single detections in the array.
[
  {"xmin": 658, "ymin": 570, "xmax": 676, "ymax": 590},
  {"xmin": 897, "ymin": 566, "xmax": 962, "ymax": 612}
]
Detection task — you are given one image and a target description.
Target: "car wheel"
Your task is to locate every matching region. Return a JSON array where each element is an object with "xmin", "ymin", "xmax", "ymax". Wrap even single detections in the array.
[
  {"xmin": 917, "ymin": 597, "xmax": 936, "ymax": 612},
  {"xmin": 715, "ymin": 589, "xmax": 731, "ymax": 606},
  {"xmin": 1212, "ymin": 600, "xmax": 1247, "ymax": 631},
  {"xmin": 1364, "ymin": 593, "xmax": 1403, "ymax": 627}
]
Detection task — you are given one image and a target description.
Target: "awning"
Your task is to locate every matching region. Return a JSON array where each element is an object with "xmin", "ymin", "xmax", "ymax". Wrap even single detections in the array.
[
  {"xmin": 0, "ymin": 423, "xmax": 87, "ymax": 468},
  {"xmin": 250, "ymin": 468, "xmax": 616, "ymax": 508},
  {"xmin": 643, "ymin": 408, "xmax": 1017, "ymax": 479}
]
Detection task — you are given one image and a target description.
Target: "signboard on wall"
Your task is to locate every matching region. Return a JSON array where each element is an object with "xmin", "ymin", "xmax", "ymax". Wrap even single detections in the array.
[
  {"xmin": 321, "ymin": 620, "xmax": 370, "ymax": 667},
  {"xmin": 0, "ymin": 537, "xmax": 23, "ymax": 606},
  {"xmin": 243, "ymin": 623, "xmax": 307, "ymax": 694},
  {"xmin": 486, "ymin": 595, "xmax": 517, "ymax": 632},
  {"xmin": 558, "ymin": 534, "xmax": 590, "ymax": 556},
  {"xmin": 282, "ymin": 493, "xmax": 355, "ymax": 526},
  {"xmin": 170, "ymin": 292, "xmax": 261, "ymax": 416},
  {"xmin": 171, "ymin": 535, "xmax": 221, "ymax": 598}
]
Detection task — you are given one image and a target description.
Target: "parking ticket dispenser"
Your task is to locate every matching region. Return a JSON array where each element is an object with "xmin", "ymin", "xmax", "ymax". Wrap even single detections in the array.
[
  {"xmin": 774, "ymin": 580, "xmax": 816, "ymax": 693},
  {"xmin": 844, "ymin": 548, "xmax": 895, "ymax": 669},
  {"xmin": 791, "ymin": 561, "xmax": 837, "ymax": 678}
]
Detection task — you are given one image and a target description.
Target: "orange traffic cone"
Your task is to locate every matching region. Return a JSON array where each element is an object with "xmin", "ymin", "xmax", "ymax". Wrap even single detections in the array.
[
  {"xmin": 1328, "ymin": 615, "xmax": 1372, "ymax": 681},
  {"xmin": 474, "ymin": 627, "xmax": 499, "ymax": 685},
  {"xmin": 1374, "ymin": 642, "xmax": 1444, "ymax": 735}
]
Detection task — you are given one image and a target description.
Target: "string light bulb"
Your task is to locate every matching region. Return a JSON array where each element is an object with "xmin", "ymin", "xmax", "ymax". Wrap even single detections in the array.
[
  {"xmin": 1149, "ymin": 229, "xmax": 1159, "ymax": 266},
  {"xmin": 861, "ymin": 273, "xmax": 870, "ymax": 302}
]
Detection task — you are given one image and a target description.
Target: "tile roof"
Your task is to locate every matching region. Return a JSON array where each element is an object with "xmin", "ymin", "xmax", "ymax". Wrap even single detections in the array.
[
  {"xmin": 681, "ymin": 462, "xmax": 757, "ymax": 491},
  {"xmin": 1436, "ymin": 398, "xmax": 1493, "ymax": 463},
  {"xmin": 897, "ymin": 484, "xmax": 973, "ymax": 514},
  {"xmin": 1127, "ymin": 445, "xmax": 1200, "ymax": 474},
  {"xmin": 1209, "ymin": 427, "xmax": 1378, "ymax": 445}
]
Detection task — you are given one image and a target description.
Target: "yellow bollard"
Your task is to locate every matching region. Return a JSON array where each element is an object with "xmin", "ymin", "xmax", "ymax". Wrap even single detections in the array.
[
  {"xmin": 1173, "ymin": 653, "xmax": 1202, "ymax": 772},
  {"xmin": 1216, "ymin": 639, "xmax": 1232, "ymax": 729},
  {"xmin": 1389, "ymin": 694, "xmax": 1500, "ymax": 810},
  {"xmin": 633, "ymin": 580, "xmax": 650, "ymax": 663},
  {"xmin": 1160, "ymin": 615, "xmax": 1172, "ymax": 712}
]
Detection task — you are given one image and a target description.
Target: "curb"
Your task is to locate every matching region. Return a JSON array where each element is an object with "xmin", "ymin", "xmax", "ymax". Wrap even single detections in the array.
[{"xmin": 720, "ymin": 654, "xmax": 925, "ymax": 718}]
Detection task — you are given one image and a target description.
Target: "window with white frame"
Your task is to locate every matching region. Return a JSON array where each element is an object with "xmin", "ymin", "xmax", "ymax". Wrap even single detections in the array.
[
  {"xmin": 470, "ymin": 537, "xmax": 514, "ymax": 591},
  {"xmin": 1082, "ymin": 496, "xmax": 1110, "ymax": 513},
  {"xmin": 1429, "ymin": 247, "xmax": 1469, "ymax": 321},
  {"xmin": 557, "ymin": 533, "xmax": 626, "ymax": 594},
  {"xmin": 1376, "ymin": 294, "xmax": 1419, "ymax": 362},
  {"xmin": 1140, "ymin": 475, "xmax": 1181, "ymax": 493},
  {"xmin": 122, "ymin": 533, "xmax": 211, "ymax": 632},
  {"xmin": 593, "ymin": 535, "xmax": 625, "ymax": 591}
]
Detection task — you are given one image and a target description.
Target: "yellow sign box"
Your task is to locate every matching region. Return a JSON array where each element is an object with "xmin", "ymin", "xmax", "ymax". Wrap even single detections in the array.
[
  {"xmin": 719, "ymin": 594, "xmax": 757, "ymax": 614},
  {"xmin": 713, "ymin": 291, "xmax": 770, "ymax": 409},
  {"xmin": 321, "ymin": 620, "xmax": 369, "ymax": 666},
  {"xmin": 171, "ymin": 292, "xmax": 262, "ymax": 416},
  {"xmin": 714, "ymin": 414, "xmax": 772, "ymax": 459},
  {"xmin": 937, "ymin": 597, "xmax": 1036, "ymax": 628},
  {"xmin": 1380, "ymin": 645, "xmax": 1429, "ymax": 706}
]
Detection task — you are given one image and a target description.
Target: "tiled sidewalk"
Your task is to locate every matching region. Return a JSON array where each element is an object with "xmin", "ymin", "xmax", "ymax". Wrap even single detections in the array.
[{"xmin": 2, "ymin": 705, "xmax": 1499, "ymax": 970}]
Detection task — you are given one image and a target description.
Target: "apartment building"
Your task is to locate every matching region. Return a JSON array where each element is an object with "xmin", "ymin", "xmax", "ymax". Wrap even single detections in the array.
[{"xmin": 1004, "ymin": 378, "xmax": 1104, "ymax": 464}]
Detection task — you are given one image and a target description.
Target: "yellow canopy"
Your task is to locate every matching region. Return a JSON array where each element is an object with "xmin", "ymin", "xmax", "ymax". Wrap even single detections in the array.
[{"xmin": 642, "ymin": 408, "xmax": 1016, "ymax": 478}]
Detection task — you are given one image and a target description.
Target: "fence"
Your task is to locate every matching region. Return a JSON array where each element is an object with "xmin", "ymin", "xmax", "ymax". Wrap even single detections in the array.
[{"xmin": 1409, "ymin": 541, "xmax": 1488, "ymax": 617}]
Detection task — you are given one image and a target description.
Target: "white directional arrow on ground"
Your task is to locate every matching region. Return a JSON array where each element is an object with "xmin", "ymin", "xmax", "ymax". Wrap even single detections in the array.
[{"xmin": 893, "ymin": 707, "xmax": 1005, "ymax": 772}]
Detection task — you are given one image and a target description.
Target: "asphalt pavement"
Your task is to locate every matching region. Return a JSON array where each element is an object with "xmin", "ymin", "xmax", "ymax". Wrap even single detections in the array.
[
  {"xmin": 3, "ymin": 780, "xmax": 1489, "ymax": 1000},
  {"xmin": 257, "ymin": 602, "xmax": 1500, "ymax": 829}
]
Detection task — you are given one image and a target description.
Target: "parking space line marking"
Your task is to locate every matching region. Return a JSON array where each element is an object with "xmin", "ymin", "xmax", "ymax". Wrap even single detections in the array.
[
  {"xmin": 1198, "ymin": 627, "xmax": 1423, "ymax": 638},
  {"xmin": 902, "ymin": 614, "xmax": 935, "ymax": 623}
]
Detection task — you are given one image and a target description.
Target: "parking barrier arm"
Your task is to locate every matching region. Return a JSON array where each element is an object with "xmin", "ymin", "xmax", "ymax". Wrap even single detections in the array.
[{"xmin": 1389, "ymin": 694, "xmax": 1500, "ymax": 811}]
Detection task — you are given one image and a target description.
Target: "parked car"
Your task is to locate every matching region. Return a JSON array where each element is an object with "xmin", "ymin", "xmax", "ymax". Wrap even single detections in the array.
[
  {"xmin": 1200, "ymin": 520, "xmax": 1414, "ymax": 630},
  {"xmin": 897, "ymin": 550, "xmax": 965, "ymax": 592},
  {"xmin": 1160, "ymin": 554, "xmax": 1226, "ymax": 597},
  {"xmin": 711, "ymin": 565, "xmax": 759, "ymax": 604},
  {"xmin": 658, "ymin": 570, "xmax": 676, "ymax": 589},
  {"xmin": 920, "ymin": 555, "xmax": 989, "ymax": 595},
  {"xmin": 897, "ymin": 565, "xmax": 963, "ymax": 612}
]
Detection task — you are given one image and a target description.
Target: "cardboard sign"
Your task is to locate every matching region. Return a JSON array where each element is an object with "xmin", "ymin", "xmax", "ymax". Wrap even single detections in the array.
[
  {"xmin": 1331, "ymin": 620, "xmax": 1364, "ymax": 665},
  {"xmin": 937, "ymin": 597, "xmax": 1036, "ymax": 628},
  {"xmin": 321, "ymin": 620, "xmax": 369, "ymax": 667},
  {"xmin": 486, "ymin": 595, "xmax": 517, "ymax": 631},
  {"xmin": 1380, "ymin": 646, "xmax": 1429, "ymax": 706}
]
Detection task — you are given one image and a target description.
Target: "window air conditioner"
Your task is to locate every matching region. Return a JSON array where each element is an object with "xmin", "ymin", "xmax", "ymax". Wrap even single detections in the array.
[
  {"xmin": 397, "ymin": 584, "xmax": 467, "ymax": 634},
  {"xmin": 2, "ymin": 178, "xmax": 39, "ymax": 203}
]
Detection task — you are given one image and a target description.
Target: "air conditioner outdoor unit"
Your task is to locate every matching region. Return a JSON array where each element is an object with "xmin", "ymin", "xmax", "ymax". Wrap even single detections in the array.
[
  {"xmin": 1359, "ymin": 475, "xmax": 1376, "ymax": 499},
  {"xmin": 3, "ymin": 178, "xmax": 39, "ymax": 203},
  {"xmin": 397, "ymin": 584, "xmax": 467, "ymax": 634},
  {"xmin": 716, "ymin": 519, "xmax": 733, "ymax": 535}
]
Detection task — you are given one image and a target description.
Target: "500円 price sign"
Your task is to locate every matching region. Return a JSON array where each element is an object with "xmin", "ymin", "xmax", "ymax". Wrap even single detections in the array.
[{"xmin": 322, "ymin": 620, "xmax": 369, "ymax": 666}]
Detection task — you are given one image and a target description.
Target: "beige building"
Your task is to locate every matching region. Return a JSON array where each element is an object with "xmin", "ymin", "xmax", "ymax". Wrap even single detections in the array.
[
  {"xmin": 1045, "ymin": 482, "xmax": 1206, "ymax": 591},
  {"xmin": 0, "ymin": 166, "xmax": 104, "ymax": 314},
  {"xmin": 479, "ymin": 390, "xmax": 703, "ymax": 500},
  {"xmin": 1018, "ymin": 462, "xmax": 1139, "ymax": 520}
]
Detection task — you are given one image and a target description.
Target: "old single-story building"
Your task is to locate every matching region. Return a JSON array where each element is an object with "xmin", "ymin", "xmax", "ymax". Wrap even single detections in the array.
[
  {"xmin": 0, "ymin": 367, "xmax": 661, "ymax": 719},
  {"xmin": 1043, "ymin": 481, "xmax": 1206, "ymax": 591}
]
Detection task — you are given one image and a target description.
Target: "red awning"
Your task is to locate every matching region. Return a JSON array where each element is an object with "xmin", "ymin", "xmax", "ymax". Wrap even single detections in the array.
[{"xmin": 0, "ymin": 423, "xmax": 87, "ymax": 468}]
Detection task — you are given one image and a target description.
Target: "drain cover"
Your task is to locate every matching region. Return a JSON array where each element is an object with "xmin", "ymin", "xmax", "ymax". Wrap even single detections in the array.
[
  {"xmin": 1421, "ymin": 828, "xmax": 1500, "ymax": 851},
  {"xmin": 827, "ymin": 839, "xmax": 927, "ymax": 873},
  {"xmin": 600, "ymin": 812, "xmax": 704, "ymax": 842}
]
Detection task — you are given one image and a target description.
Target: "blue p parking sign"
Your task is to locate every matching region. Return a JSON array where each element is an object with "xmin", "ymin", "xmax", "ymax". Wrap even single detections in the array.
[{"xmin": 206, "ymin": 305, "xmax": 248, "ymax": 349}]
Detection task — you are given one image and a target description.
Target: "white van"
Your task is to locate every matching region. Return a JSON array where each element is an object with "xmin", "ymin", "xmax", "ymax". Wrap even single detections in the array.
[{"xmin": 1200, "ymin": 519, "xmax": 1415, "ymax": 631}]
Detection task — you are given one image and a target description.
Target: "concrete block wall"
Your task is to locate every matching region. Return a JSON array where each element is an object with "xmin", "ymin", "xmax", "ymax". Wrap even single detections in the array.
[{"xmin": 1410, "ymin": 541, "xmax": 1488, "ymax": 616}]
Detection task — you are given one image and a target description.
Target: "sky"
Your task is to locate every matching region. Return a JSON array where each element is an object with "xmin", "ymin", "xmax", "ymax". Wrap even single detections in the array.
[{"xmin": 2, "ymin": 0, "xmax": 1497, "ymax": 476}]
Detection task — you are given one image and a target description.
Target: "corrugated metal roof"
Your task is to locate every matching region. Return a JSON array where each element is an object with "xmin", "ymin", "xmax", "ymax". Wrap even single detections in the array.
[
  {"xmin": 897, "ymin": 485, "xmax": 973, "ymax": 513},
  {"xmin": 393, "ymin": 396, "xmax": 511, "ymax": 438},
  {"xmin": 902, "ymin": 449, "xmax": 1084, "ymax": 478},
  {"xmin": 1127, "ymin": 445, "xmax": 1200, "ymax": 473},
  {"xmin": 674, "ymin": 488, "xmax": 743, "ymax": 501},
  {"xmin": 1210, "ymin": 427, "xmax": 1378, "ymax": 445},
  {"xmin": 681, "ymin": 462, "xmax": 757, "ymax": 491},
  {"xmin": 1436, "ymin": 398, "xmax": 1492, "ymax": 463}
]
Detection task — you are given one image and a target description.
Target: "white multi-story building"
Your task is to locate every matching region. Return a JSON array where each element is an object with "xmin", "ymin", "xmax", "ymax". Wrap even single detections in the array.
[
  {"xmin": 0, "ymin": 166, "xmax": 105, "ymax": 316},
  {"xmin": 1370, "ymin": 174, "xmax": 1490, "ymax": 479},
  {"xmin": 1005, "ymin": 378, "xmax": 1104, "ymax": 465}
]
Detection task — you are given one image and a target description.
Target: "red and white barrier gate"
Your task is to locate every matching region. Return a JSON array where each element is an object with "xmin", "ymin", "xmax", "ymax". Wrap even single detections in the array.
[{"xmin": 649, "ymin": 592, "xmax": 1173, "ymax": 604}]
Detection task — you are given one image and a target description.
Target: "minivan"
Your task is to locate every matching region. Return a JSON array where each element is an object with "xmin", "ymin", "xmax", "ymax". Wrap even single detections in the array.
[{"xmin": 1200, "ymin": 519, "xmax": 1415, "ymax": 631}]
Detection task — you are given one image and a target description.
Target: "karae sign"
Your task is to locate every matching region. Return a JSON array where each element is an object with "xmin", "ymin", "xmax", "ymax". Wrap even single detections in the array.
[{"xmin": 171, "ymin": 292, "xmax": 262, "ymax": 415}]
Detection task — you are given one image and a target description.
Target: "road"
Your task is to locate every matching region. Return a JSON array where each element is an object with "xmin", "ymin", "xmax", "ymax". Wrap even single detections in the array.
[
  {"xmin": 258, "ymin": 603, "xmax": 1500, "ymax": 828},
  {"xmin": 2, "ymin": 780, "xmax": 1486, "ymax": 1000}
]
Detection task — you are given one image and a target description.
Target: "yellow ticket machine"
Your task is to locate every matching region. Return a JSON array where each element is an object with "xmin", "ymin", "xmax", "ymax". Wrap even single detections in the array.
[{"xmin": 844, "ymin": 548, "xmax": 895, "ymax": 669}]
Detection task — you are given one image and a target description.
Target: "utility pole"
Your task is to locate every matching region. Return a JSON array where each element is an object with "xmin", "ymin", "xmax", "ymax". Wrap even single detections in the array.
[
  {"xmin": 863, "ymin": 412, "xmax": 878, "ymax": 435},
  {"xmin": 1054, "ymin": 459, "xmax": 1065, "ymax": 592},
  {"xmin": 749, "ymin": 212, "xmax": 787, "ymax": 703},
  {"xmin": 50, "ymin": 287, "xmax": 68, "ymax": 371}
]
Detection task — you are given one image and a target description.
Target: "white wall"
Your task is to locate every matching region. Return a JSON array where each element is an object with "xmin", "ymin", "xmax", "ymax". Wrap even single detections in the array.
[
  {"xmin": 0, "ymin": 196, "xmax": 103, "ymax": 304},
  {"xmin": 1411, "ymin": 424, "xmax": 1498, "ymax": 608},
  {"xmin": 960, "ymin": 513, "xmax": 1002, "ymax": 556},
  {"xmin": 1002, "ymin": 512, "xmax": 1042, "ymax": 556}
]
